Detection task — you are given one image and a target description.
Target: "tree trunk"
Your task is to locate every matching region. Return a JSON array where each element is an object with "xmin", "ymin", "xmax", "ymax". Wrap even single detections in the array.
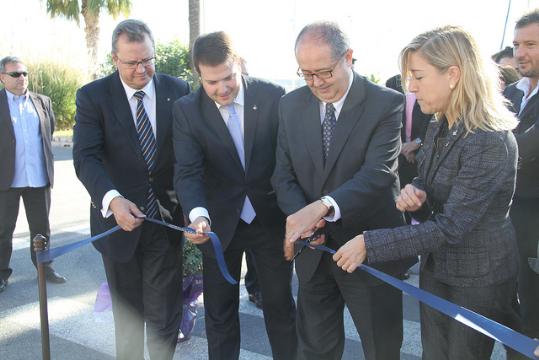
[
  {"xmin": 188, "ymin": 0, "xmax": 200, "ymax": 52},
  {"xmin": 81, "ymin": 0, "xmax": 100, "ymax": 80}
]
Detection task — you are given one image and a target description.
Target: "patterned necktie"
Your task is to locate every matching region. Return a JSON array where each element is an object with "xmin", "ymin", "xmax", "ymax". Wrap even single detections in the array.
[
  {"xmin": 322, "ymin": 103, "xmax": 336, "ymax": 162},
  {"xmin": 225, "ymin": 104, "xmax": 256, "ymax": 224},
  {"xmin": 134, "ymin": 90, "xmax": 158, "ymax": 218}
]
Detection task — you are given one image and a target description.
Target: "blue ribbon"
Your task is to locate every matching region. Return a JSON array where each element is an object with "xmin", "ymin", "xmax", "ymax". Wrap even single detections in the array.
[
  {"xmin": 36, "ymin": 218, "xmax": 238, "ymax": 285},
  {"xmin": 297, "ymin": 240, "xmax": 539, "ymax": 359}
]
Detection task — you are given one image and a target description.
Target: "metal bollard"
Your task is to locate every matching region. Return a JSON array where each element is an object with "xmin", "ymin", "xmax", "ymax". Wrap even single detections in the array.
[{"xmin": 33, "ymin": 234, "xmax": 51, "ymax": 360}]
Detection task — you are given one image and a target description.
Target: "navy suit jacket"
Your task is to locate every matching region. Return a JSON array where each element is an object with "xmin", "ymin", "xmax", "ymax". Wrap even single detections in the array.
[
  {"xmin": 73, "ymin": 71, "xmax": 190, "ymax": 261},
  {"xmin": 504, "ymin": 83, "xmax": 539, "ymax": 199},
  {"xmin": 172, "ymin": 76, "xmax": 286, "ymax": 256}
]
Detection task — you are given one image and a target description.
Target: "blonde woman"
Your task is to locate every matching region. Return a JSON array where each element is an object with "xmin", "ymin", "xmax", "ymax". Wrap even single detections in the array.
[{"xmin": 333, "ymin": 26, "xmax": 522, "ymax": 359}]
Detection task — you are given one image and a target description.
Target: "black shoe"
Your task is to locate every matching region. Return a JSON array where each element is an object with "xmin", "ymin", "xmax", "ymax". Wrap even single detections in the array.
[
  {"xmin": 397, "ymin": 271, "xmax": 410, "ymax": 281},
  {"xmin": 248, "ymin": 291, "xmax": 263, "ymax": 309},
  {"xmin": 44, "ymin": 268, "xmax": 67, "ymax": 284},
  {"xmin": 0, "ymin": 279, "xmax": 7, "ymax": 293}
]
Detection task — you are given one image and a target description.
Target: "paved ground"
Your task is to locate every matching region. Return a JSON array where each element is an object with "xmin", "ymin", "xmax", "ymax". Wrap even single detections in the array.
[{"xmin": 0, "ymin": 142, "xmax": 507, "ymax": 359}]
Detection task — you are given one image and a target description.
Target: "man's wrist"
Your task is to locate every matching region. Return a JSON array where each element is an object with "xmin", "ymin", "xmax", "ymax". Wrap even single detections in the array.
[{"xmin": 320, "ymin": 196, "xmax": 335, "ymax": 217}]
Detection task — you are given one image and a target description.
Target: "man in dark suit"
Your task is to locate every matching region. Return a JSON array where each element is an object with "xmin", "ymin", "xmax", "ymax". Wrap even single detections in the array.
[
  {"xmin": 0, "ymin": 56, "xmax": 66, "ymax": 292},
  {"xmin": 272, "ymin": 22, "xmax": 415, "ymax": 360},
  {"xmin": 173, "ymin": 31, "xmax": 296, "ymax": 360},
  {"xmin": 73, "ymin": 20, "xmax": 190, "ymax": 360},
  {"xmin": 504, "ymin": 9, "xmax": 539, "ymax": 340}
]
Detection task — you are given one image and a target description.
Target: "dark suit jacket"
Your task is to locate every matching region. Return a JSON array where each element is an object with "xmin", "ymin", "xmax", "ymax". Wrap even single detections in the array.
[
  {"xmin": 172, "ymin": 76, "xmax": 285, "ymax": 256},
  {"xmin": 364, "ymin": 119, "xmax": 519, "ymax": 287},
  {"xmin": 503, "ymin": 84, "xmax": 539, "ymax": 199},
  {"xmin": 0, "ymin": 89, "xmax": 55, "ymax": 191},
  {"xmin": 272, "ymin": 72, "xmax": 415, "ymax": 283},
  {"xmin": 398, "ymin": 102, "xmax": 433, "ymax": 186},
  {"xmin": 73, "ymin": 72, "xmax": 190, "ymax": 262}
]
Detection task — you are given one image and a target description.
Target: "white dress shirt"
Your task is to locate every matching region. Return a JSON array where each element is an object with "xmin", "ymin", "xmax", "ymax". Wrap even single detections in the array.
[{"xmin": 101, "ymin": 78, "xmax": 157, "ymax": 217}]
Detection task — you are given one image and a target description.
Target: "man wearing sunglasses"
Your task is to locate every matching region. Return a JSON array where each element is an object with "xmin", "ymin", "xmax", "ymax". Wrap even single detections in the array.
[
  {"xmin": 272, "ymin": 22, "xmax": 415, "ymax": 360},
  {"xmin": 73, "ymin": 19, "xmax": 190, "ymax": 360},
  {"xmin": 0, "ymin": 56, "xmax": 66, "ymax": 293}
]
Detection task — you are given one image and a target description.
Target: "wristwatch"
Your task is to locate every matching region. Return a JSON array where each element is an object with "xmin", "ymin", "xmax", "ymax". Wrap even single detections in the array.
[
  {"xmin": 414, "ymin": 138, "xmax": 422, "ymax": 146},
  {"xmin": 320, "ymin": 196, "xmax": 335, "ymax": 217}
]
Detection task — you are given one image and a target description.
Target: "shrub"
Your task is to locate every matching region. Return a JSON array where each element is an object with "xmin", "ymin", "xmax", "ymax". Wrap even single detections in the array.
[
  {"xmin": 27, "ymin": 62, "xmax": 83, "ymax": 130},
  {"xmin": 183, "ymin": 239, "xmax": 203, "ymax": 276}
]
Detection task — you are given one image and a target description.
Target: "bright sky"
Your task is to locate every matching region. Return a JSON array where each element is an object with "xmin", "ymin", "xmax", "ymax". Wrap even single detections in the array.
[{"xmin": 2, "ymin": 0, "xmax": 539, "ymax": 85}]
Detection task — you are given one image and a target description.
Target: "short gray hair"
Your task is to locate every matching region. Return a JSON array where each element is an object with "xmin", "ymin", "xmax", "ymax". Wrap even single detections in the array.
[
  {"xmin": 0, "ymin": 56, "xmax": 23, "ymax": 73},
  {"xmin": 295, "ymin": 21, "xmax": 350, "ymax": 60},
  {"xmin": 111, "ymin": 19, "xmax": 154, "ymax": 53}
]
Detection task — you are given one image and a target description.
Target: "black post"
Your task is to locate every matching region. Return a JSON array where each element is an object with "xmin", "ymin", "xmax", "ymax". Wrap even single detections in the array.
[{"xmin": 33, "ymin": 234, "xmax": 51, "ymax": 360}]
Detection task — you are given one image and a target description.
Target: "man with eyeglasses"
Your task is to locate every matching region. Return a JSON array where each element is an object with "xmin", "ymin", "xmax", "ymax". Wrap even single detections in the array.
[
  {"xmin": 73, "ymin": 19, "xmax": 190, "ymax": 360},
  {"xmin": 172, "ymin": 31, "xmax": 296, "ymax": 360},
  {"xmin": 0, "ymin": 56, "xmax": 66, "ymax": 293},
  {"xmin": 272, "ymin": 22, "xmax": 415, "ymax": 360}
]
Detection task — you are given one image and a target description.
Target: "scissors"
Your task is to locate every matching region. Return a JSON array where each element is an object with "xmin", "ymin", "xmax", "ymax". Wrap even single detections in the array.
[{"xmin": 291, "ymin": 227, "xmax": 325, "ymax": 261}]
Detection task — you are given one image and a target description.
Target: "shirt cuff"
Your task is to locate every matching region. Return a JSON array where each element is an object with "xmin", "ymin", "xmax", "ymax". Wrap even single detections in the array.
[
  {"xmin": 189, "ymin": 207, "xmax": 211, "ymax": 224},
  {"xmin": 101, "ymin": 190, "xmax": 122, "ymax": 218},
  {"xmin": 322, "ymin": 196, "xmax": 341, "ymax": 222}
]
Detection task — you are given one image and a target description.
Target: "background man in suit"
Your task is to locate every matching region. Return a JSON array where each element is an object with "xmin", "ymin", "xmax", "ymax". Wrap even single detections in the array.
[
  {"xmin": 173, "ymin": 31, "xmax": 296, "ymax": 360},
  {"xmin": 73, "ymin": 19, "xmax": 190, "ymax": 360},
  {"xmin": 272, "ymin": 22, "xmax": 415, "ymax": 360},
  {"xmin": 504, "ymin": 9, "xmax": 539, "ymax": 340},
  {"xmin": 0, "ymin": 56, "xmax": 66, "ymax": 293},
  {"xmin": 385, "ymin": 74, "xmax": 432, "ymax": 210}
]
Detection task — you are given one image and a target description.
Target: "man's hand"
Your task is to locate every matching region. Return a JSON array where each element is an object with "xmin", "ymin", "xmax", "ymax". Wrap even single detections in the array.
[
  {"xmin": 396, "ymin": 184, "xmax": 427, "ymax": 212},
  {"xmin": 400, "ymin": 141, "xmax": 420, "ymax": 163},
  {"xmin": 285, "ymin": 200, "xmax": 329, "ymax": 244},
  {"xmin": 333, "ymin": 234, "xmax": 367, "ymax": 273},
  {"xmin": 283, "ymin": 238, "xmax": 295, "ymax": 261},
  {"xmin": 185, "ymin": 216, "xmax": 211, "ymax": 244},
  {"xmin": 109, "ymin": 197, "xmax": 145, "ymax": 231}
]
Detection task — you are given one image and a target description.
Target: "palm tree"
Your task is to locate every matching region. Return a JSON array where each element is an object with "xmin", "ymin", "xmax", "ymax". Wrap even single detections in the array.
[
  {"xmin": 45, "ymin": 0, "xmax": 131, "ymax": 79},
  {"xmin": 188, "ymin": 0, "xmax": 200, "ymax": 51}
]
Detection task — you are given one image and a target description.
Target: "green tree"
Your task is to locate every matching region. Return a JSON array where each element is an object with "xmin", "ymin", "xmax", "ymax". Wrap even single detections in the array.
[{"xmin": 45, "ymin": 0, "xmax": 131, "ymax": 79}]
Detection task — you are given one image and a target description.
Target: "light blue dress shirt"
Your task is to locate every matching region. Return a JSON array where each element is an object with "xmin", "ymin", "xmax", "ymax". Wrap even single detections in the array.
[{"xmin": 7, "ymin": 90, "xmax": 48, "ymax": 188}]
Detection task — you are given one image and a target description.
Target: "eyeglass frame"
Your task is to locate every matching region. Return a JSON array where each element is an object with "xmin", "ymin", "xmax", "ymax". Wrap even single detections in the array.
[
  {"xmin": 296, "ymin": 52, "xmax": 347, "ymax": 81},
  {"xmin": 2, "ymin": 71, "xmax": 28, "ymax": 78},
  {"xmin": 116, "ymin": 56, "xmax": 155, "ymax": 69}
]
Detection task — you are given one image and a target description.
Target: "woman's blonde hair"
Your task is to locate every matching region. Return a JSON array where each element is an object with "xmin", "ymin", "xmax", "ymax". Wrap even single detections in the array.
[{"xmin": 400, "ymin": 25, "xmax": 517, "ymax": 133}]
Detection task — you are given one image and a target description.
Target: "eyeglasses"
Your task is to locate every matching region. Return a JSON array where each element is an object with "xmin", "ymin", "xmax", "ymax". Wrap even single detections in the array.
[
  {"xmin": 117, "ymin": 57, "xmax": 155, "ymax": 69},
  {"xmin": 3, "ymin": 71, "xmax": 28, "ymax": 78},
  {"xmin": 297, "ymin": 57, "xmax": 344, "ymax": 82}
]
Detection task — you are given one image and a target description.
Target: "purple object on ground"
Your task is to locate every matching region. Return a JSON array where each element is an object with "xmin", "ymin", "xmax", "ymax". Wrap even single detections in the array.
[
  {"xmin": 178, "ymin": 273, "xmax": 203, "ymax": 342},
  {"xmin": 94, "ymin": 282, "xmax": 112, "ymax": 312}
]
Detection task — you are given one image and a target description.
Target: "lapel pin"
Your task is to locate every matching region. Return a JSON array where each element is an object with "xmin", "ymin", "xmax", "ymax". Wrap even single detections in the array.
[
  {"xmin": 253, "ymin": 105, "xmax": 257, "ymax": 110},
  {"xmin": 167, "ymin": 97, "xmax": 171, "ymax": 102}
]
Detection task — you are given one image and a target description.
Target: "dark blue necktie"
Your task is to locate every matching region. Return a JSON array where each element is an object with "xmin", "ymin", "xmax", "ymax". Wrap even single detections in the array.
[
  {"xmin": 322, "ymin": 103, "xmax": 336, "ymax": 162},
  {"xmin": 134, "ymin": 90, "xmax": 158, "ymax": 217}
]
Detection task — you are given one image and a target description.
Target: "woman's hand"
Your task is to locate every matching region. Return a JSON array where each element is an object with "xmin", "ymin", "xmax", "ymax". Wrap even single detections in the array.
[
  {"xmin": 396, "ymin": 184, "xmax": 427, "ymax": 212},
  {"xmin": 333, "ymin": 234, "xmax": 367, "ymax": 273}
]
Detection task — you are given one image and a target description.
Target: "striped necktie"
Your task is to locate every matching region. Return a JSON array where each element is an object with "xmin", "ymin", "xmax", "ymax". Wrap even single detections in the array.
[{"xmin": 134, "ymin": 90, "xmax": 158, "ymax": 218}]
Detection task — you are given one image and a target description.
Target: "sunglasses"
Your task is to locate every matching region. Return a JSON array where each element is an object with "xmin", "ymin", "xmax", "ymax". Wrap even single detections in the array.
[{"xmin": 4, "ymin": 71, "xmax": 28, "ymax": 78}]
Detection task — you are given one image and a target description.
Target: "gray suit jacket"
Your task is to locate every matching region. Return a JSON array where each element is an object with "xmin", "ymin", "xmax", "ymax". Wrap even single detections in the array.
[
  {"xmin": 364, "ymin": 119, "xmax": 519, "ymax": 287},
  {"xmin": 0, "ymin": 89, "xmax": 55, "ymax": 191},
  {"xmin": 272, "ymin": 72, "xmax": 415, "ymax": 283}
]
